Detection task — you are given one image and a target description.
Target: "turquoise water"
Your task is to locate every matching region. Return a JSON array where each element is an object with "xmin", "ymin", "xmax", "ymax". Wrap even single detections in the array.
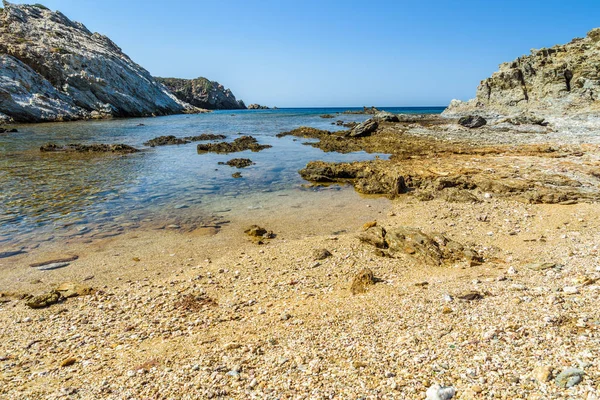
[{"xmin": 0, "ymin": 107, "xmax": 444, "ymax": 248}]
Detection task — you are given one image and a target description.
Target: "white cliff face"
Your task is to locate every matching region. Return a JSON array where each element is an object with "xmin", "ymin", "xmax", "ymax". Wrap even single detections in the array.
[{"xmin": 0, "ymin": 1, "xmax": 193, "ymax": 122}]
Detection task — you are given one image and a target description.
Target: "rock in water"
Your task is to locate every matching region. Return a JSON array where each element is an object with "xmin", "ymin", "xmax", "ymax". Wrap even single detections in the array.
[
  {"xmin": 374, "ymin": 111, "xmax": 400, "ymax": 122},
  {"xmin": 156, "ymin": 77, "xmax": 246, "ymax": 110},
  {"xmin": 426, "ymin": 384, "xmax": 456, "ymax": 400},
  {"xmin": 0, "ymin": 2, "xmax": 192, "ymax": 122},
  {"xmin": 444, "ymin": 27, "xmax": 600, "ymax": 118},
  {"xmin": 458, "ymin": 115, "xmax": 487, "ymax": 128}
]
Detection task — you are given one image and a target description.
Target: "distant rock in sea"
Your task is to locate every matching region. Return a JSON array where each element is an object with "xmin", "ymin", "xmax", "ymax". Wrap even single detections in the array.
[
  {"xmin": 155, "ymin": 77, "xmax": 246, "ymax": 110},
  {"xmin": 444, "ymin": 28, "xmax": 600, "ymax": 118},
  {"xmin": 247, "ymin": 104, "xmax": 271, "ymax": 110},
  {"xmin": 0, "ymin": 1, "xmax": 197, "ymax": 122}
]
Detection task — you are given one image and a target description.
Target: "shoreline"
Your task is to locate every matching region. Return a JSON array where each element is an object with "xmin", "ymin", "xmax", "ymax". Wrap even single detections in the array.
[{"xmin": 1, "ymin": 115, "xmax": 599, "ymax": 398}]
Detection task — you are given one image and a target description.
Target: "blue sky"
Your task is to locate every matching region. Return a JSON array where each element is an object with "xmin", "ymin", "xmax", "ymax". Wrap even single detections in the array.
[{"xmin": 18, "ymin": 0, "xmax": 600, "ymax": 107}]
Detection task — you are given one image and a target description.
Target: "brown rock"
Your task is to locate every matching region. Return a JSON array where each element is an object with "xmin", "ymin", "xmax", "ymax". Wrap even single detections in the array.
[
  {"xmin": 56, "ymin": 282, "xmax": 95, "ymax": 298},
  {"xmin": 350, "ymin": 268, "xmax": 376, "ymax": 295},
  {"xmin": 26, "ymin": 290, "xmax": 63, "ymax": 309},
  {"xmin": 60, "ymin": 358, "xmax": 77, "ymax": 367}
]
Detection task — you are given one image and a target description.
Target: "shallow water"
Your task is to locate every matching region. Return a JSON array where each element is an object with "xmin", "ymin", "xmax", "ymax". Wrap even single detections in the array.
[{"xmin": 0, "ymin": 107, "xmax": 444, "ymax": 248}]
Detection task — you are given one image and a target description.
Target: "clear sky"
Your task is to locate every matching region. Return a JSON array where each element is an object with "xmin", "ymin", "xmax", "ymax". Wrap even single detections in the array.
[{"xmin": 15, "ymin": 0, "xmax": 600, "ymax": 107}]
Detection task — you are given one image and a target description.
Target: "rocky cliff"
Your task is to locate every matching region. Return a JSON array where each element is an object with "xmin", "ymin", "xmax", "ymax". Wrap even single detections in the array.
[
  {"xmin": 0, "ymin": 1, "xmax": 194, "ymax": 122},
  {"xmin": 155, "ymin": 77, "xmax": 245, "ymax": 110},
  {"xmin": 444, "ymin": 28, "xmax": 600, "ymax": 118}
]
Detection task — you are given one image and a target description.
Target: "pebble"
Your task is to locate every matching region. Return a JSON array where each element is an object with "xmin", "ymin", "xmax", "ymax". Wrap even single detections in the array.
[
  {"xmin": 426, "ymin": 384, "xmax": 456, "ymax": 400},
  {"xmin": 563, "ymin": 286, "xmax": 579, "ymax": 294},
  {"xmin": 533, "ymin": 365, "xmax": 553, "ymax": 382},
  {"xmin": 555, "ymin": 368, "xmax": 584, "ymax": 388}
]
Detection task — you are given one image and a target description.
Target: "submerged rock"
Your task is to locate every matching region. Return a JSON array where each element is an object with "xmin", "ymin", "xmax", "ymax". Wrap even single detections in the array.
[
  {"xmin": 197, "ymin": 136, "xmax": 271, "ymax": 154},
  {"xmin": 0, "ymin": 127, "xmax": 18, "ymax": 133},
  {"xmin": 144, "ymin": 135, "xmax": 189, "ymax": 147},
  {"xmin": 40, "ymin": 143, "xmax": 139, "ymax": 153},
  {"xmin": 225, "ymin": 158, "xmax": 254, "ymax": 168}
]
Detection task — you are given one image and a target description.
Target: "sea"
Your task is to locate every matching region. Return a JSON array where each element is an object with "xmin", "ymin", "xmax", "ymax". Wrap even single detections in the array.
[{"xmin": 0, "ymin": 107, "xmax": 444, "ymax": 249}]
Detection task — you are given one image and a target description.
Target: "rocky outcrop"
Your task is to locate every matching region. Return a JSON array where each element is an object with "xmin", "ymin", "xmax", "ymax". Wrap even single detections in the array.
[
  {"xmin": 155, "ymin": 77, "xmax": 246, "ymax": 110},
  {"xmin": 0, "ymin": 2, "xmax": 195, "ymax": 122},
  {"xmin": 197, "ymin": 136, "xmax": 272, "ymax": 154},
  {"xmin": 444, "ymin": 28, "xmax": 600, "ymax": 118},
  {"xmin": 247, "ymin": 104, "xmax": 270, "ymax": 110}
]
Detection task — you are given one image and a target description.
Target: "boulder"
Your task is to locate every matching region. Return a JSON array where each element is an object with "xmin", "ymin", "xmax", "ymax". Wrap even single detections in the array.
[
  {"xmin": 197, "ymin": 136, "xmax": 272, "ymax": 154},
  {"xmin": 348, "ymin": 119, "xmax": 379, "ymax": 137},
  {"xmin": 458, "ymin": 115, "xmax": 487, "ymax": 128},
  {"xmin": 374, "ymin": 111, "xmax": 400, "ymax": 122},
  {"xmin": 26, "ymin": 290, "xmax": 63, "ymax": 309}
]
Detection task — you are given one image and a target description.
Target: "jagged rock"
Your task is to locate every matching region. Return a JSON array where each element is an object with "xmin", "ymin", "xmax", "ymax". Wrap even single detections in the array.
[
  {"xmin": 247, "ymin": 104, "xmax": 270, "ymax": 110},
  {"xmin": 225, "ymin": 158, "xmax": 254, "ymax": 168},
  {"xmin": 350, "ymin": 268, "xmax": 376, "ymax": 295},
  {"xmin": 458, "ymin": 115, "xmax": 487, "ymax": 128},
  {"xmin": 444, "ymin": 27, "xmax": 600, "ymax": 118},
  {"xmin": 359, "ymin": 226, "xmax": 482, "ymax": 266},
  {"xmin": 0, "ymin": 127, "xmax": 17, "ymax": 133},
  {"xmin": 358, "ymin": 226, "xmax": 387, "ymax": 249},
  {"xmin": 348, "ymin": 119, "xmax": 378, "ymax": 137},
  {"xmin": 156, "ymin": 77, "xmax": 246, "ymax": 110},
  {"xmin": 374, "ymin": 111, "xmax": 400, "ymax": 122},
  {"xmin": 313, "ymin": 249, "xmax": 332, "ymax": 261},
  {"xmin": 343, "ymin": 106, "xmax": 380, "ymax": 115},
  {"xmin": 197, "ymin": 136, "xmax": 271, "ymax": 154},
  {"xmin": 0, "ymin": 2, "xmax": 194, "ymax": 122},
  {"xmin": 144, "ymin": 136, "xmax": 190, "ymax": 147},
  {"xmin": 40, "ymin": 143, "xmax": 139, "ymax": 153},
  {"xmin": 25, "ymin": 290, "xmax": 62, "ymax": 309},
  {"xmin": 244, "ymin": 225, "xmax": 275, "ymax": 240},
  {"xmin": 276, "ymin": 127, "xmax": 338, "ymax": 139},
  {"xmin": 56, "ymin": 282, "xmax": 94, "ymax": 298}
]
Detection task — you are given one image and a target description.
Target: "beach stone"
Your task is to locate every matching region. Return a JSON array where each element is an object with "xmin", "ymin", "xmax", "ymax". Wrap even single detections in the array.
[
  {"xmin": 533, "ymin": 365, "xmax": 553, "ymax": 382},
  {"xmin": 244, "ymin": 225, "xmax": 274, "ymax": 238},
  {"xmin": 56, "ymin": 282, "xmax": 95, "ymax": 298},
  {"xmin": 313, "ymin": 248, "xmax": 332, "ymax": 260},
  {"xmin": 358, "ymin": 226, "xmax": 387, "ymax": 249},
  {"xmin": 555, "ymin": 368, "xmax": 584, "ymax": 388},
  {"xmin": 350, "ymin": 268, "xmax": 376, "ymax": 295},
  {"xmin": 60, "ymin": 358, "xmax": 77, "ymax": 367},
  {"xmin": 527, "ymin": 262, "xmax": 557, "ymax": 271},
  {"xmin": 425, "ymin": 384, "xmax": 456, "ymax": 400},
  {"xmin": 26, "ymin": 290, "xmax": 62, "ymax": 309},
  {"xmin": 458, "ymin": 115, "xmax": 487, "ymax": 128}
]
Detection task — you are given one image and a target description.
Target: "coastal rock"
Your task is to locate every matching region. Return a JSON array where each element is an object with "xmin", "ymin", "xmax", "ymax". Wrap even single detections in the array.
[
  {"xmin": 144, "ymin": 136, "xmax": 189, "ymax": 147},
  {"xmin": 56, "ymin": 282, "xmax": 94, "ymax": 298},
  {"xmin": 40, "ymin": 143, "xmax": 139, "ymax": 153},
  {"xmin": 225, "ymin": 158, "xmax": 254, "ymax": 168},
  {"xmin": 247, "ymin": 104, "xmax": 270, "ymax": 110},
  {"xmin": 350, "ymin": 268, "xmax": 376, "ymax": 295},
  {"xmin": 0, "ymin": 2, "xmax": 194, "ymax": 122},
  {"xmin": 359, "ymin": 226, "xmax": 481, "ymax": 266},
  {"xmin": 197, "ymin": 136, "xmax": 272, "ymax": 154},
  {"xmin": 444, "ymin": 27, "xmax": 600, "ymax": 118},
  {"xmin": 374, "ymin": 111, "xmax": 400, "ymax": 123},
  {"xmin": 343, "ymin": 106, "xmax": 380, "ymax": 115},
  {"xmin": 156, "ymin": 77, "xmax": 246, "ymax": 110},
  {"xmin": 458, "ymin": 115, "xmax": 487, "ymax": 128},
  {"xmin": 25, "ymin": 290, "xmax": 62, "ymax": 309},
  {"xmin": 348, "ymin": 119, "xmax": 378, "ymax": 137}
]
